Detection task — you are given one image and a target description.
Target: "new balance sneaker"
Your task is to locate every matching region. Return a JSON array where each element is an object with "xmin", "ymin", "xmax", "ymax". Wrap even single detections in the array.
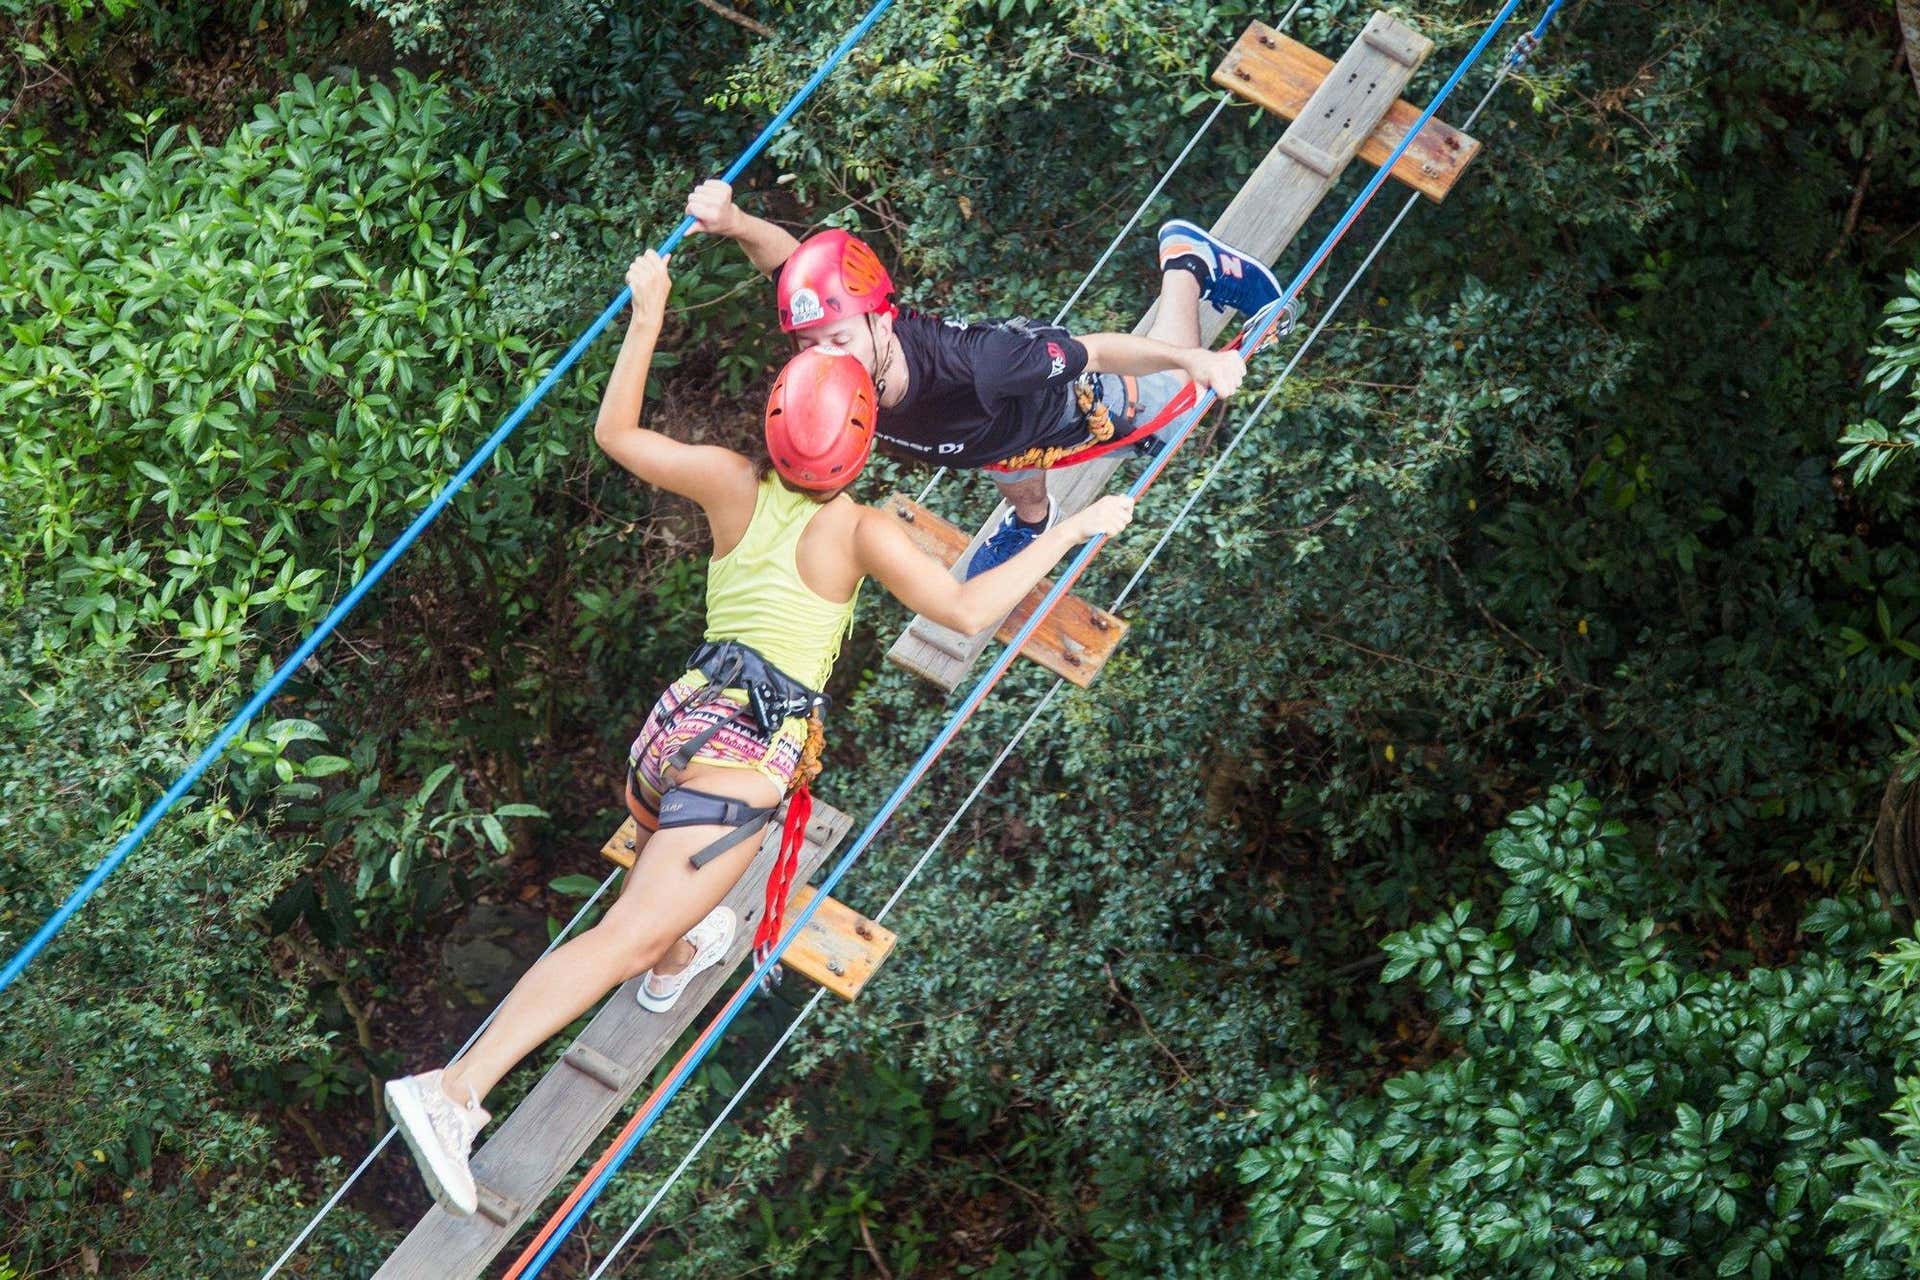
[
  {"xmin": 964, "ymin": 499, "xmax": 1057, "ymax": 581},
  {"xmin": 1157, "ymin": 218, "xmax": 1282, "ymax": 318},
  {"xmin": 636, "ymin": 905, "xmax": 737, "ymax": 1013},
  {"xmin": 385, "ymin": 1070, "xmax": 490, "ymax": 1216}
]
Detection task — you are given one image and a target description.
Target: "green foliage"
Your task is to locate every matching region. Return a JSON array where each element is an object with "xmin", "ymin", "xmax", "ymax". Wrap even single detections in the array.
[
  {"xmin": 3, "ymin": 0, "xmax": 1920, "ymax": 1273},
  {"xmin": 0, "ymin": 616, "xmax": 384, "ymax": 1273},
  {"xmin": 1234, "ymin": 788, "xmax": 1905, "ymax": 1278},
  {"xmin": 1840, "ymin": 268, "xmax": 1920, "ymax": 499},
  {"xmin": 0, "ymin": 72, "xmax": 524, "ymax": 680}
]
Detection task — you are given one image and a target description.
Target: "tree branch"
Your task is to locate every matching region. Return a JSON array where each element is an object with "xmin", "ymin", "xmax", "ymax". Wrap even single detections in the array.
[{"xmin": 694, "ymin": 0, "xmax": 775, "ymax": 39}]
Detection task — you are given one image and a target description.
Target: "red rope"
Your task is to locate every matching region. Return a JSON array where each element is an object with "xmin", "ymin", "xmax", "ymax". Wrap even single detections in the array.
[
  {"xmin": 983, "ymin": 328, "xmax": 1261, "ymax": 474},
  {"xmin": 754, "ymin": 787, "xmax": 812, "ymax": 972}
]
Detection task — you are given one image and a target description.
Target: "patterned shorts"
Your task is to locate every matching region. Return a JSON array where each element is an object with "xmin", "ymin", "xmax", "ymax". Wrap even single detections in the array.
[{"xmin": 627, "ymin": 674, "xmax": 805, "ymax": 813}]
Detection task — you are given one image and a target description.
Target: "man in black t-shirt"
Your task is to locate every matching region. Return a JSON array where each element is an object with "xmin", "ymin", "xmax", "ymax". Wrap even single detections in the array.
[{"xmin": 686, "ymin": 181, "xmax": 1282, "ymax": 578}]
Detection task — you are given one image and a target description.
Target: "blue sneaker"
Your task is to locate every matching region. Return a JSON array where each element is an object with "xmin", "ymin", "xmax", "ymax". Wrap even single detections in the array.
[
  {"xmin": 965, "ymin": 499, "xmax": 1056, "ymax": 580},
  {"xmin": 1157, "ymin": 219, "xmax": 1282, "ymax": 318}
]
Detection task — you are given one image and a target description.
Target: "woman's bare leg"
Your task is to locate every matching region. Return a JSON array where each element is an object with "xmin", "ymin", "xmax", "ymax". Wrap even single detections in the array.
[{"xmin": 439, "ymin": 763, "xmax": 781, "ymax": 1106}]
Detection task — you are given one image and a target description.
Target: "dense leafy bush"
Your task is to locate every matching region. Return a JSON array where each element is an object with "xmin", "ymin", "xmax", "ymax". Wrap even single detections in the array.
[{"xmin": 1235, "ymin": 787, "xmax": 1905, "ymax": 1278}]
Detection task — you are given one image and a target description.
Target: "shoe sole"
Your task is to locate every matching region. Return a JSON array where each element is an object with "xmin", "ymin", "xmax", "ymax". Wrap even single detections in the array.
[
  {"xmin": 1157, "ymin": 218, "xmax": 1215, "ymax": 271},
  {"xmin": 636, "ymin": 910, "xmax": 738, "ymax": 1013},
  {"xmin": 385, "ymin": 1080, "xmax": 478, "ymax": 1217}
]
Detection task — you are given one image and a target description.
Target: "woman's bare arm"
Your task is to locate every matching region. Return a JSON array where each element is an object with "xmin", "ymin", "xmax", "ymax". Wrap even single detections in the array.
[
  {"xmin": 593, "ymin": 251, "xmax": 758, "ymax": 514},
  {"xmin": 852, "ymin": 495, "xmax": 1136, "ymax": 635}
]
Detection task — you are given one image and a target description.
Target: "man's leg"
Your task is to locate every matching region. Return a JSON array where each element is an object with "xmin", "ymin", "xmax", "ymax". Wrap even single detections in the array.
[
  {"xmin": 991, "ymin": 470, "xmax": 1053, "ymax": 525},
  {"xmin": 1149, "ymin": 266, "xmax": 1205, "ymax": 349},
  {"xmin": 1156, "ymin": 219, "xmax": 1282, "ymax": 328}
]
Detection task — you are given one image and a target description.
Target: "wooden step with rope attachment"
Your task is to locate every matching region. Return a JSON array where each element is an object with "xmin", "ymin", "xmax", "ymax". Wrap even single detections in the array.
[
  {"xmin": 599, "ymin": 813, "xmax": 896, "ymax": 1001},
  {"xmin": 880, "ymin": 492, "xmax": 1129, "ymax": 688},
  {"xmin": 1214, "ymin": 20, "xmax": 1482, "ymax": 201}
]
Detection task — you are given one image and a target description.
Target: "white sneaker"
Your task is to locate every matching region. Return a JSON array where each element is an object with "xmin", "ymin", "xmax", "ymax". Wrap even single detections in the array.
[
  {"xmin": 385, "ymin": 1070, "xmax": 490, "ymax": 1216},
  {"xmin": 636, "ymin": 906, "xmax": 737, "ymax": 1013}
]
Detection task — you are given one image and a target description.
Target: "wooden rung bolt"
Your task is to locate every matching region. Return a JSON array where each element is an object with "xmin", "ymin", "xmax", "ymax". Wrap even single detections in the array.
[
  {"xmin": 599, "ymin": 816, "xmax": 642, "ymax": 869},
  {"xmin": 777, "ymin": 885, "xmax": 896, "ymax": 1001},
  {"xmin": 474, "ymin": 1183, "xmax": 522, "ymax": 1227},
  {"xmin": 562, "ymin": 1044, "xmax": 632, "ymax": 1090}
]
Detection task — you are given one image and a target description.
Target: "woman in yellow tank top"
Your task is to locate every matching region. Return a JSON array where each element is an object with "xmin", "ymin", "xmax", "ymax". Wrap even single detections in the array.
[{"xmin": 384, "ymin": 252, "xmax": 1135, "ymax": 1216}]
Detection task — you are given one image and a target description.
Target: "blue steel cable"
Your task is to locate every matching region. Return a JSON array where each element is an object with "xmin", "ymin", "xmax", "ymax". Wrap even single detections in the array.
[
  {"xmin": 0, "ymin": 0, "xmax": 899, "ymax": 998},
  {"xmin": 517, "ymin": 1, "xmax": 1533, "ymax": 1270},
  {"xmin": 588, "ymin": 19, "xmax": 1576, "ymax": 1270}
]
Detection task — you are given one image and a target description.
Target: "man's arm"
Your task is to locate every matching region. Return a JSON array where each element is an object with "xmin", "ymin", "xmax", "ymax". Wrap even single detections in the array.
[
  {"xmin": 853, "ymin": 495, "xmax": 1136, "ymax": 635},
  {"xmin": 687, "ymin": 179, "xmax": 801, "ymax": 278},
  {"xmin": 1080, "ymin": 332, "xmax": 1247, "ymax": 398},
  {"xmin": 594, "ymin": 251, "xmax": 758, "ymax": 512}
]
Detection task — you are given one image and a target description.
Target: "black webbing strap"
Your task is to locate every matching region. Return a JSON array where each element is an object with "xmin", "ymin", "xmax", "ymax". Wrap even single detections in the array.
[
  {"xmin": 655, "ymin": 786, "xmax": 779, "ymax": 870},
  {"xmin": 669, "ymin": 703, "xmax": 741, "ymax": 772},
  {"xmin": 687, "ymin": 807, "xmax": 775, "ymax": 870}
]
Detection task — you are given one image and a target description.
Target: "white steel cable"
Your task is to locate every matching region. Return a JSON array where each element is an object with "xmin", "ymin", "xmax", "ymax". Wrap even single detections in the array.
[
  {"xmin": 913, "ymin": 89, "xmax": 1236, "ymax": 507},
  {"xmin": 577, "ymin": 69, "xmax": 1511, "ymax": 1280},
  {"xmin": 583, "ymin": 986, "xmax": 829, "ymax": 1278},
  {"xmin": 259, "ymin": 864, "xmax": 624, "ymax": 1278}
]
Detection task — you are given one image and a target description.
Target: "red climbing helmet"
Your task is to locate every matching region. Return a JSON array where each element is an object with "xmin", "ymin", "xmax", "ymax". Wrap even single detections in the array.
[
  {"xmin": 764, "ymin": 347, "xmax": 876, "ymax": 490},
  {"xmin": 777, "ymin": 229, "xmax": 895, "ymax": 333}
]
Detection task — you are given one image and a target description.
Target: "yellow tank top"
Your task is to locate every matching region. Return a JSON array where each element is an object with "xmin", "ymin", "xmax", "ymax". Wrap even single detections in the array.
[{"xmin": 703, "ymin": 473, "xmax": 860, "ymax": 690}]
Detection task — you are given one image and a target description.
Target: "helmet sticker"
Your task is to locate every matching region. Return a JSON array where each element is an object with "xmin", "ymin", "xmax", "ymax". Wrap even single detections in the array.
[{"xmin": 788, "ymin": 287, "xmax": 825, "ymax": 328}]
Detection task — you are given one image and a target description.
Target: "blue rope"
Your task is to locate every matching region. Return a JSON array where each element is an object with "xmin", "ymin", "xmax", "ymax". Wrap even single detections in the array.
[
  {"xmin": 516, "ymin": 1, "xmax": 1539, "ymax": 1271},
  {"xmin": 0, "ymin": 0, "xmax": 899, "ymax": 999}
]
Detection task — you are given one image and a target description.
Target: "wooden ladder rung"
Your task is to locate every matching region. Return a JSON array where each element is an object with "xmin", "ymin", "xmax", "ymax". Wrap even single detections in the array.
[
  {"xmin": 1214, "ymin": 20, "xmax": 1481, "ymax": 202},
  {"xmin": 777, "ymin": 884, "xmax": 896, "ymax": 1001},
  {"xmin": 882, "ymin": 492, "xmax": 1129, "ymax": 690}
]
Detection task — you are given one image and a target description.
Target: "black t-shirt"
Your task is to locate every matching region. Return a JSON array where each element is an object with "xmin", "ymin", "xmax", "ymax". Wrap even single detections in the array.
[{"xmin": 877, "ymin": 312, "xmax": 1091, "ymax": 468}]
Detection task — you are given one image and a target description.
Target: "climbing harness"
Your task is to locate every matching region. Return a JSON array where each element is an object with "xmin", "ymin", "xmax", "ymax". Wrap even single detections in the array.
[
  {"xmin": 625, "ymin": 639, "xmax": 826, "ymax": 877},
  {"xmin": 624, "ymin": 638, "xmax": 828, "ymax": 994},
  {"xmin": 986, "ymin": 300, "xmax": 1301, "ymax": 474}
]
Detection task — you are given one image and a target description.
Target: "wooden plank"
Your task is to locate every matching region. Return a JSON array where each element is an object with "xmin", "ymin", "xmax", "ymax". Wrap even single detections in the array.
[
  {"xmin": 375, "ymin": 801, "xmax": 854, "ymax": 1280},
  {"xmin": 777, "ymin": 884, "xmax": 896, "ymax": 1001},
  {"xmin": 888, "ymin": 11, "xmax": 1429, "ymax": 692},
  {"xmin": 880, "ymin": 493, "xmax": 1127, "ymax": 687},
  {"xmin": 1212, "ymin": 22, "xmax": 1481, "ymax": 202}
]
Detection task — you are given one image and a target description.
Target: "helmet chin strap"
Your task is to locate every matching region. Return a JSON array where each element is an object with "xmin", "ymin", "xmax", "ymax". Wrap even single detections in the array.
[{"xmin": 866, "ymin": 313, "xmax": 896, "ymax": 403}]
